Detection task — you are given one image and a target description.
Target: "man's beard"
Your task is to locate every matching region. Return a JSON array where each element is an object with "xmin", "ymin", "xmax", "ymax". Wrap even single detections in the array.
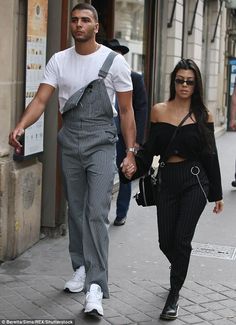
[{"xmin": 72, "ymin": 30, "xmax": 94, "ymax": 43}]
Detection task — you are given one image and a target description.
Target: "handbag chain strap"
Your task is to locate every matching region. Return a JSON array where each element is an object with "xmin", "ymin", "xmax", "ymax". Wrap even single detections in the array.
[{"xmin": 159, "ymin": 111, "xmax": 192, "ymax": 167}]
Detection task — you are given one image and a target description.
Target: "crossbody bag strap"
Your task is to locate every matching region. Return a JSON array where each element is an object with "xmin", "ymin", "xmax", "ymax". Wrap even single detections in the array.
[{"xmin": 159, "ymin": 111, "xmax": 192, "ymax": 166}]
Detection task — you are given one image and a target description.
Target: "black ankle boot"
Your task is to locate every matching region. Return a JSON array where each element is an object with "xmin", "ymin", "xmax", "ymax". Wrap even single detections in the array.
[{"xmin": 160, "ymin": 291, "xmax": 179, "ymax": 320}]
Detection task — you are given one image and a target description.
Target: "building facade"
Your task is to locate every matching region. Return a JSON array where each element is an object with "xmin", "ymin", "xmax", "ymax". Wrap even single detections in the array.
[{"xmin": 1, "ymin": 0, "xmax": 236, "ymax": 260}]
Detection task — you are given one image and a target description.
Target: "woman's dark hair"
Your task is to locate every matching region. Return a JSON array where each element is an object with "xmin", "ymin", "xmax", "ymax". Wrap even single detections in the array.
[
  {"xmin": 71, "ymin": 3, "xmax": 98, "ymax": 22},
  {"xmin": 169, "ymin": 58, "xmax": 213, "ymax": 151}
]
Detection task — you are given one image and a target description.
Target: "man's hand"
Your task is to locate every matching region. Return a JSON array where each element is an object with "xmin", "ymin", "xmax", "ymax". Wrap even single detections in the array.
[
  {"xmin": 213, "ymin": 200, "xmax": 224, "ymax": 214},
  {"xmin": 121, "ymin": 153, "xmax": 137, "ymax": 179},
  {"xmin": 8, "ymin": 83, "xmax": 55, "ymax": 154},
  {"xmin": 9, "ymin": 127, "xmax": 25, "ymax": 154}
]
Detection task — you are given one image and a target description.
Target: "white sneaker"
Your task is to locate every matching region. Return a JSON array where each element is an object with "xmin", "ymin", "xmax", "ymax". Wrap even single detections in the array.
[
  {"xmin": 64, "ymin": 266, "xmax": 86, "ymax": 293},
  {"xmin": 84, "ymin": 283, "xmax": 104, "ymax": 317}
]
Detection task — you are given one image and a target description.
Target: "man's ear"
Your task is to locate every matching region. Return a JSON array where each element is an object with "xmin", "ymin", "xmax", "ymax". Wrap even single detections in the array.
[{"xmin": 95, "ymin": 23, "xmax": 99, "ymax": 34}]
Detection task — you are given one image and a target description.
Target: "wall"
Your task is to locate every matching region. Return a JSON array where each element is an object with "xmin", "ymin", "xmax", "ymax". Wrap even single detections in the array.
[
  {"xmin": 160, "ymin": 0, "xmax": 227, "ymax": 129},
  {"xmin": 0, "ymin": 0, "xmax": 42, "ymax": 261}
]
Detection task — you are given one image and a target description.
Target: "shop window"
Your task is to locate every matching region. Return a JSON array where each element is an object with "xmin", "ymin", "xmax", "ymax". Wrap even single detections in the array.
[{"xmin": 114, "ymin": 0, "xmax": 145, "ymax": 73}]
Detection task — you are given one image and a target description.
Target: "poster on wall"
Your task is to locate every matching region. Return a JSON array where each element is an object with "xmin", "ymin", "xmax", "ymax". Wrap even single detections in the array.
[{"xmin": 16, "ymin": 0, "xmax": 48, "ymax": 159}]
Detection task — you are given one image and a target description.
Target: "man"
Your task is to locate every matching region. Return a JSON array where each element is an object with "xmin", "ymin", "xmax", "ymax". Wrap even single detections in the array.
[
  {"xmin": 103, "ymin": 39, "xmax": 148, "ymax": 226},
  {"xmin": 9, "ymin": 3, "xmax": 137, "ymax": 317}
]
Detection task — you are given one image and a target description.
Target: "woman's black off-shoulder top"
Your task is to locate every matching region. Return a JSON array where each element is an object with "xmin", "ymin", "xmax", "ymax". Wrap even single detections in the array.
[{"xmin": 132, "ymin": 121, "xmax": 223, "ymax": 202}]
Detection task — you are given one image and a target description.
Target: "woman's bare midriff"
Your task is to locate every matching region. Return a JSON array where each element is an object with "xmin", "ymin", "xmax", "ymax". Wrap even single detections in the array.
[{"xmin": 166, "ymin": 155, "xmax": 186, "ymax": 163}]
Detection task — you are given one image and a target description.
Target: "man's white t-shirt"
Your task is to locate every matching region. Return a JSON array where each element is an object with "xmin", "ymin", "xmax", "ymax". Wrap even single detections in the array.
[{"xmin": 41, "ymin": 45, "xmax": 133, "ymax": 114}]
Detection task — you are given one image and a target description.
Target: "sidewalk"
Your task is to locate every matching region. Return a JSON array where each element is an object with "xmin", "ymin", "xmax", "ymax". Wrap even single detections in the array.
[{"xmin": 0, "ymin": 132, "xmax": 236, "ymax": 324}]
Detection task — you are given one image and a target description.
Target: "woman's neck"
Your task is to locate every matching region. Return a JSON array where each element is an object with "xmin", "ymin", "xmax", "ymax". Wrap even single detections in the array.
[{"xmin": 171, "ymin": 97, "xmax": 191, "ymax": 113}]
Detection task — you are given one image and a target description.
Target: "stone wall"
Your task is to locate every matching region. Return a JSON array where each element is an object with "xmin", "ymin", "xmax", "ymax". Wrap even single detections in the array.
[{"xmin": 0, "ymin": 1, "xmax": 42, "ymax": 261}]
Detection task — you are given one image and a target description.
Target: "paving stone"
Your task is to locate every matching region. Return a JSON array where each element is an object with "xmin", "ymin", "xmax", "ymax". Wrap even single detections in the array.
[
  {"xmin": 1, "ymin": 310, "xmax": 30, "ymax": 319},
  {"xmin": 138, "ymin": 319, "xmax": 160, "ymax": 325},
  {"xmin": 197, "ymin": 311, "xmax": 223, "ymax": 321},
  {"xmin": 145, "ymin": 309, "xmax": 163, "ymax": 320},
  {"xmin": 61, "ymin": 303, "xmax": 84, "ymax": 316},
  {"xmin": 183, "ymin": 304, "xmax": 208, "ymax": 314},
  {"xmin": 14, "ymin": 286, "xmax": 47, "ymax": 300},
  {"xmin": 0, "ymin": 298, "xmax": 16, "ymax": 311},
  {"xmin": 103, "ymin": 306, "xmax": 120, "ymax": 318},
  {"xmin": 222, "ymin": 290, "xmax": 236, "ymax": 299},
  {"xmin": 205, "ymin": 292, "xmax": 229, "ymax": 301},
  {"xmin": 105, "ymin": 315, "xmax": 134, "ymax": 324},
  {"xmin": 109, "ymin": 283, "xmax": 123, "ymax": 293},
  {"xmin": 51, "ymin": 294, "xmax": 81, "ymax": 306},
  {"xmin": 203, "ymin": 283, "xmax": 233, "ymax": 292},
  {"xmin": 182, "ymin": 292, "xmax": 211, "ymax": 304},
  {"xmin": 221, "ymin": 283, "xmax": 236, "ymax": 291},
  {"xmin": 215, "ymin": 307, "xmax": 236, "ymax": 318},
  {"xmin": 30, "ymin": 284, "xmax": 61, "ymax": 295},
  {"xmin": 180, "ymin": 313, "xmax": 209, "ymax": 324},
  {"xmin": 179, "ymin": 297, "xmax": 195, "ymax": 307},
  {"xmin": 184, "ymin": 281, "xmax": 215, "ymax": 295},
  {"xmin": 126, "ymin": 311, "xmax": 153, "ymax": 322},
  {"xmin": 66, "ymin": 293, "xmax": 85, "ymax": 304},
  {"xmin": 106, "ymin": 296, "xmax": 139, "ymax": 314},
  {"xmin": 4, "ymin": 294, "xmax": 33, "ymax": 307},
  {"xmin": 76, "ymin": 318, "xmax": 110, "ymax": 325},
  {"xmin": 111, "ymin": 290, "xmax": 157, "ymax": 312},
  {"xmin": 211, "ymin": 319, "xmax": 236, "ymax": 325},
  {"xmin": 0, "ymin": 287, "xmax": 16, "ymax": 297},
  {"xmin": 220, "ymin": 299, "xmax": 236, "ymax": 309},
  {"xmin": 178, "ymin": 307, "xmax": 191, "ymax": 317},
  {"xmin": 201, "ymin": 301, "xmax": 227, "ymax": 311}
]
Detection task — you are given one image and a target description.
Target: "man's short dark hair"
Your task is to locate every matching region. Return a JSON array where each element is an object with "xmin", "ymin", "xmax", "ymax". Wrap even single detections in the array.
[{"xmin": 71, "ymin": 3, "xmax": 98, "ymax": 22}]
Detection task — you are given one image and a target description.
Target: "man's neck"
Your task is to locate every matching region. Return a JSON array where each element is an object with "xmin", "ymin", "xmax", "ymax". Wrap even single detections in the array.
[{"xmin": 75, "ymin": 40, "xmax": 100, "ymax": 55}]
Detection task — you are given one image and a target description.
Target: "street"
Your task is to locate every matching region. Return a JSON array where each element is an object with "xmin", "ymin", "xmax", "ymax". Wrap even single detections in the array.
[{"xmin": 0, "ymin": 131, "xmax": 236, "ymax": 324}]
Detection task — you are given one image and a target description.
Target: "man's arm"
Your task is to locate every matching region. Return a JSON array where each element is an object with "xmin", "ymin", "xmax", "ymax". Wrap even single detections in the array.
[
  {"xmin": 117, "ymin": 90, "xmax": 136, "ymax": 148},
  {"xmin": 230, "ymin": 87, "xmax": 236, "ymax": 130},
  {"xmin": 9, "ymin": 83, "xmax": 55, "ymax": 152},
  {"xmin": 116, "ymin": 90, "xmax": 137, "ymax": 174}
]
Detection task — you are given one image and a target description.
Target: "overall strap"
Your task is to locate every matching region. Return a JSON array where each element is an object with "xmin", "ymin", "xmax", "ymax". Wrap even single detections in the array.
[{"xmin": 98, "ymin": 51, "xmax": 118, "ymax": 78}]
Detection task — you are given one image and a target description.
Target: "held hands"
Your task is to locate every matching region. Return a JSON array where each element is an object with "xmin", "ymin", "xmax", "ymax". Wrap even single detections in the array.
[
  {"xmin": 121, "ymin": 154, "xmax": 137, "ymax": 180},
  {"xmin": 213, "ymin": 200, "xmax": 224, "ymax": 214},
  {"xmin": 8, "ymin": 127, "xmax": 25, "ymax": 154}
]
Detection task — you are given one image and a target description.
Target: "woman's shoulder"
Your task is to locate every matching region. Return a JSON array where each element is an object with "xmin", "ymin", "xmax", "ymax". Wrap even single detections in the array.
[{"xmin": 151, "ymin": 102, "xmax": 168, "ymax": 122}]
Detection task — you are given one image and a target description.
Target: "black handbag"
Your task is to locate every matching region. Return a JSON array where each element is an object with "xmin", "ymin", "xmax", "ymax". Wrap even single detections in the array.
[
  {"xmin": 134, "ymin": 167, "xmax": 158, "ymax": 206},
  {"xmin": 134, "ymin": 112, "xmax": 191, "ymax": 207}
]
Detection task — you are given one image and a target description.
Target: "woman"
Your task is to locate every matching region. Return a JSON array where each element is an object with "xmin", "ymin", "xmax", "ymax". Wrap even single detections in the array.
[{"xmin": 122, "ymin": 59, "xmax": 224, "ymax": 320}]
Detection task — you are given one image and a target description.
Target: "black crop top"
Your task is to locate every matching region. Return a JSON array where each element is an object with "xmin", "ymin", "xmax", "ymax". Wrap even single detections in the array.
[
  {"xmin": 132, "ymin": 121, "xmax": 223, "ymax": 202},
  {"xmin": 147, "ymin": 122, "xmax": 206, "ymax": 159}
]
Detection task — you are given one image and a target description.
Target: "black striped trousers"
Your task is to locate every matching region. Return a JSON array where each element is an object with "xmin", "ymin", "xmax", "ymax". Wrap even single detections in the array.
[{"xmin": 156, "ymin": 160, "xmax": 209, "ymax": 293}]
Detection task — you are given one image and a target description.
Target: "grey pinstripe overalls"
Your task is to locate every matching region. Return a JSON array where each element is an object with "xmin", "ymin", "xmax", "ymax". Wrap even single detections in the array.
[{"xmin": 58, "ymin": 52, "xmax": 118, "ymax": 298}]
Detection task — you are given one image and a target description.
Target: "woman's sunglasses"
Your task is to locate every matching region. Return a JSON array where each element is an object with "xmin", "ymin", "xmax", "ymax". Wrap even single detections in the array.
[{"xmin": 175, "ymin": 78, "xmax": 195, "ymax": 86}]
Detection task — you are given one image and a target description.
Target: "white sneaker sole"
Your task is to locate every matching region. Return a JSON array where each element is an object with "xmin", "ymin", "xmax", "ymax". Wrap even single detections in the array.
[
  {"xmin": 84, "ymin": 308, "xmax": 103, "ymax": 317},
  {"xmin": 64, "ymin": 284, "xmax": 84, "ymax": 293},
  {"xmin": 84, "ymin": 304, "xmax": 103, "ymax": 317}
]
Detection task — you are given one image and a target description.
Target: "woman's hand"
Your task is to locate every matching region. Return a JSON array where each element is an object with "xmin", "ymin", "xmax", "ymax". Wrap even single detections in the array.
[{"xmin": 213, "ymin": 200, "xmax": 224, "ymax": 214}]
